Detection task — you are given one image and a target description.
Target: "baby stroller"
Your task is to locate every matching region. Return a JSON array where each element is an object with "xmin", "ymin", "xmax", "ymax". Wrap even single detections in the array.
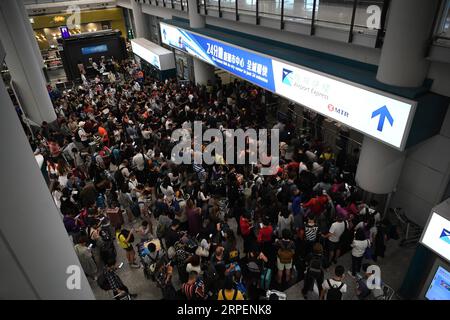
[{"xmin": 137, "ymin": 239, "xmax": 166, "ymax": 281}]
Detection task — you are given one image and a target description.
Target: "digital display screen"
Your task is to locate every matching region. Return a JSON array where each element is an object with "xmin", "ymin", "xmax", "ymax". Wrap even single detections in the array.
[
  {"xmin": 425, "ymin": 266, "xmax": 450, "ymax": 300},
  {"xmin": 81, "ymin": 44, "xmax": 108, "ymax": 55},
  {"xmin": 421, "ymin": 212, "xmax": 450, "ymax": 262}
]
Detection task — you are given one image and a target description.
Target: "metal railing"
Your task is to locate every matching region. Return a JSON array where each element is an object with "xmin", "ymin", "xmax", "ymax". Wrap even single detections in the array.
[{"xmin": 202, "ymin": 0, "xmax": 389, "ymax": 45}]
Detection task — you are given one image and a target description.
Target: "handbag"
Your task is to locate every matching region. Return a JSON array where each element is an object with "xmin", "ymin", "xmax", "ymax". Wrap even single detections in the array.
[{"xmin": 363, "ymin": 240, "xmax": 373, "ymax": 260}]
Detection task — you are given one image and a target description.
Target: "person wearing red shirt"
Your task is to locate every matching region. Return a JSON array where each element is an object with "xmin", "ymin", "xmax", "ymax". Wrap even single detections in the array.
[
  {"xmin": 302, "ymin": 193, "xmax": 328, "ymax": 215},
  {"xmin": 240, "ymin": 213, "xmax": 253, "ymax": 253},
  {"xmin": 257, "ymin": 217, "xmax": 273, "ymax": 256},
  {"xmin": 98, "ymin": 126, "xmax": 110, "ymax": 146}
]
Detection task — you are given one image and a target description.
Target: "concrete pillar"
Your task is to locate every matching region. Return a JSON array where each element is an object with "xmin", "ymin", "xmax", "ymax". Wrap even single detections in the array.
[
  {"xmin": 193, "ymin": 59, "xmax": 217, "ymax": 86},
  {"xmin": 0, "ymin": 41, "xmax": 94, "ymax": 299},
  {"xmin": 187, "ymin": 0, "xmax": 216, "ymax": 86},
  {"xmin": 376, "ymin": 0, "xmax": 440, "ymax": 87},
  {"xmin": 131, "ymin": 0, "xmax": 150, "ymax": 39},
  {"xmin": 355, "ymin": 136, "xmax": 405, "ymax": 194},
  {"xmin": 17, "ymin": 0, "xmax": 44, "ymax": 71},
  {"xmin": 0, "ymin": 0, "xmax": 57, "ymax": 124},
  {"xmin": 188, "ymin": 0, "xmax": 206, "ymax": 28}
]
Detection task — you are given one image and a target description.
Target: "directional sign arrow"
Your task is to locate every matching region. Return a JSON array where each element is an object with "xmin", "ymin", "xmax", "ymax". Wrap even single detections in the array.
[{"xmin": 371, "ymin": 105, "xmax": 394, "ymax": 132}]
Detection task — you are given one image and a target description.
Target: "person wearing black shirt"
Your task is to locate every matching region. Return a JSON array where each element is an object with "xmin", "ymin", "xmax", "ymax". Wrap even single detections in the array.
[{"xmin": 165, "ymin": 219, "xmax": 181, "ymax": 249}]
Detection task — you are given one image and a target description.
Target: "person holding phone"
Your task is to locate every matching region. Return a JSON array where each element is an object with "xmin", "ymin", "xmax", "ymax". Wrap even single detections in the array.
[
  {"xmin": 115, "ymin": 226, "xmax": 139, "ymax": 268},
  {"xmin": 74, "ymin": 233, "xmax": 98, "ymax": 281}
]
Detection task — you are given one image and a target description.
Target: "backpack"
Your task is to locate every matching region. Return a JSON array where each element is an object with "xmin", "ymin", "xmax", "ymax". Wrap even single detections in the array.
[
  {"xmin": 99, "ymin": 240, "xmax": 116, "ymax": 264},
  {"xmin": 221, "ymin": 289, "xmax": 238, "ymax": 301},
  {"xmin": 96, "ymin": 193, "xmax": 106, "ymax": 209},
  {"xmin": 114, "ymin": 167, "xmax": 127, "ymax": 188},
  {"xmin": 308, "ymin": 254, "xmax": 323, "ymax": 273},
  {"xmin": 97, "ymin": 273, "xmax": 111, "ymax": 291},
  {"xmin": 326, "ymin": 279, "xmax": 344, "ymax": 300},
  {"xmin": 156, "ymin": 222, "xmax": 167, "ymax": 239},
  {"xmin": 228, "ymin": 248, "xmax": 239, "ymax": 261},
  {"xmin": 277, "ymin": 241, "xmax": 295, "ymax": 264},
  {"xmin": 119, "ymin": 229, "xmax": 134, "ymax": 244},
  {"xmin": 131, "ymin": 202, "xmax": 141, "ymax": 218},
  {"xmin": 247, "ymin": 260, "xmax": 261, "ymax": 274}
]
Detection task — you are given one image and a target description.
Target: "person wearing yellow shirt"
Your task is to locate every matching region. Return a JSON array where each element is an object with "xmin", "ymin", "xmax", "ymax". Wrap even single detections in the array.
[
  {"xmin": 116, "ymin": 226, "xmax": 139, "ymax": 268},
  {"xmin": 218, "ymin": 277, "xmax": 245, "ymax": 301},
  {"xmin": 320, "ymin": 147, "xmax": 335, "ymax": 161}
]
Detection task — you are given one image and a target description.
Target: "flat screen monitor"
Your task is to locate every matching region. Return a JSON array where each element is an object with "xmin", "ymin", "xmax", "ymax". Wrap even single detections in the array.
[
  {"xmin": 420, "ymin": 212, "xmax": 450, "ymax": 262},
  {"xmin": 81, "ymin": 44, "xmax": 108, "ymax": 55},
  {"xmin": 425, "ymin": 266, "xmax": 450, "ymax": 300}
]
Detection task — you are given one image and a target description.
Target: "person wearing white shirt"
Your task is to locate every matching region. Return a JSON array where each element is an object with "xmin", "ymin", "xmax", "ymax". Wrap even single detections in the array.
[
  {"xmin": 132, "ymin": 152, "xmax": 149, "ymax": 172},
  {"xmin": 272, "ymin": 121, "xmax": 285, "ymax": 131},
  {"xmin": 118, "ymin": 161, "xmax": 131, "ymax": 180},
  {"xmin": 141, "ymin": 127, "xmax": 152, "ymax": 141},
  {"xmin": 77, "ymin": 122, "xmax": 89, "ymax": 147},
  {"xmin": 354, "ymin": 218, "xmax": 377, "ymax": 244},
  {"xmin": 298, "ymin": 161, "xmax": 308, "ymax": 174},
  {"xmin": 350, "ymin": 229, "xmax": 371, "ymax": 277},
  {"xmin": 321, "ymin": 265, "xmax": 347, "ymax": 300},
  {"xmin": 128, "ymin": 174, "xmax": 139, "ymax": 197},
  {"xmin": 160, "ymin": 183, "xmax": 175, "ymax": 201},
  {"xmin": 133, "ymin": 81, "xmax": 141, "ymax": 92},
  {"xmin": 305, "ymin": 150, "xmax": 318, "ymax": 162},
  {"xmin": 323, "ymin": 217, "xmax": 349, "ymax": 265},
  {"xmin": 358, "ymin": 201, "xmax": 381, "ymax": 223}
]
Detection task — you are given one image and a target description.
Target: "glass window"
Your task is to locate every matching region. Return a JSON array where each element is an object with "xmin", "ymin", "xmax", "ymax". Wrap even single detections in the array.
[{"xmin": 435, "ymin": 0, "xmax": 450, "ymax": 45}]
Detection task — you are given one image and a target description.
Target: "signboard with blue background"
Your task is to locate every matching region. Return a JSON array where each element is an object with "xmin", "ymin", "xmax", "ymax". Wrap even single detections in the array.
[{"xmin": 160, "ymin": 22, "xmax": 417, "ymax": 150}]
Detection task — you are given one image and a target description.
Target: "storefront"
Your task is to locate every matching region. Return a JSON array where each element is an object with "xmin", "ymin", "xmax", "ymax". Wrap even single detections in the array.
[{"xmin": 29, "ymin": 8, "xmax": 127, "ymax": 71}]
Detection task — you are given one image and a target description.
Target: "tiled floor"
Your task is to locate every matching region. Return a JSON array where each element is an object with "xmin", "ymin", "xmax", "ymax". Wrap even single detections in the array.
[
  {"xmin": 90, "ymin": 206, "xmax": 416, "ymax": 300},
  {"xmin": 285, "ymin": 240, "xmax": 416, "ymax": 300}
]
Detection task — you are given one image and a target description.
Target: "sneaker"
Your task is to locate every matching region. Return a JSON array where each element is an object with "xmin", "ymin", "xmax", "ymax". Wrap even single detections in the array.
[{"xmin": 130, "ymin": 263, "xmax": 140, "ymax": 268}]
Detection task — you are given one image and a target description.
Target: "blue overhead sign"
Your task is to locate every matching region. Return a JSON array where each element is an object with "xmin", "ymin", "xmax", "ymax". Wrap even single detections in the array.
[
  {"xmin": 160, "ymin": 22, "xmax": 416, "ymax": 150},
  {"xmin": 160, "ymin": 23, "xmax": 275, "ymax": 91}
]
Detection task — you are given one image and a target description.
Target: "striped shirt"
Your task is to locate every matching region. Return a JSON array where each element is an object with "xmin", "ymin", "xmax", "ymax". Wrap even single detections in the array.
[{"xmin": 305, "ymin": 224, "xmax": 319, "ymax": 242}]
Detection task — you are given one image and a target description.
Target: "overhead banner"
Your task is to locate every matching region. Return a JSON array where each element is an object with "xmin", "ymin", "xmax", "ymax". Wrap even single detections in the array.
[
  {"xmin": 131, "ymin": 39, "xmax": 161, "ymax": 69},
  {"xmin": 160, "ymin": 22, "xmax": 416, "ymax": 150},
  {"xmin": 131, "ymin": 38, "xmax": 176, "ymax": 71}
]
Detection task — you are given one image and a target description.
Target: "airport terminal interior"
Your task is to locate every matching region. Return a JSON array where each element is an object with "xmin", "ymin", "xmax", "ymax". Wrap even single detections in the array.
[{"xmin": 1, "ymin": 0, "xmax": 450, "ymax": 300}]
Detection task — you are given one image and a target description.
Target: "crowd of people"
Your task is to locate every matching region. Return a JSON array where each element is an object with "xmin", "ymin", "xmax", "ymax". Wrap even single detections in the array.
[{"xmin": 26, "ymin": 55, "xmax": 395, "ymax": 300}]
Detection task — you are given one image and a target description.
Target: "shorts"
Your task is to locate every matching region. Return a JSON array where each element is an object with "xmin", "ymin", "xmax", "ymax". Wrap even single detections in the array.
[
  {"xmin": 277, "ymin": 257, "xmax": 293, "ymax": 271},
  {"xmin": 328, "ymin": 240, "xmax": 340, "ymax": 252},
  {"xmin": 124, "ymin": 246, "xmax": 134, "ymax": 252}
]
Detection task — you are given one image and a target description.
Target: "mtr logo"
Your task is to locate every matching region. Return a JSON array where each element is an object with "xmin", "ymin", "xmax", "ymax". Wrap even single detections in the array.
[{"xmin": 327, "ymin": 104, "xmax": 349, "ymax": 118}]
